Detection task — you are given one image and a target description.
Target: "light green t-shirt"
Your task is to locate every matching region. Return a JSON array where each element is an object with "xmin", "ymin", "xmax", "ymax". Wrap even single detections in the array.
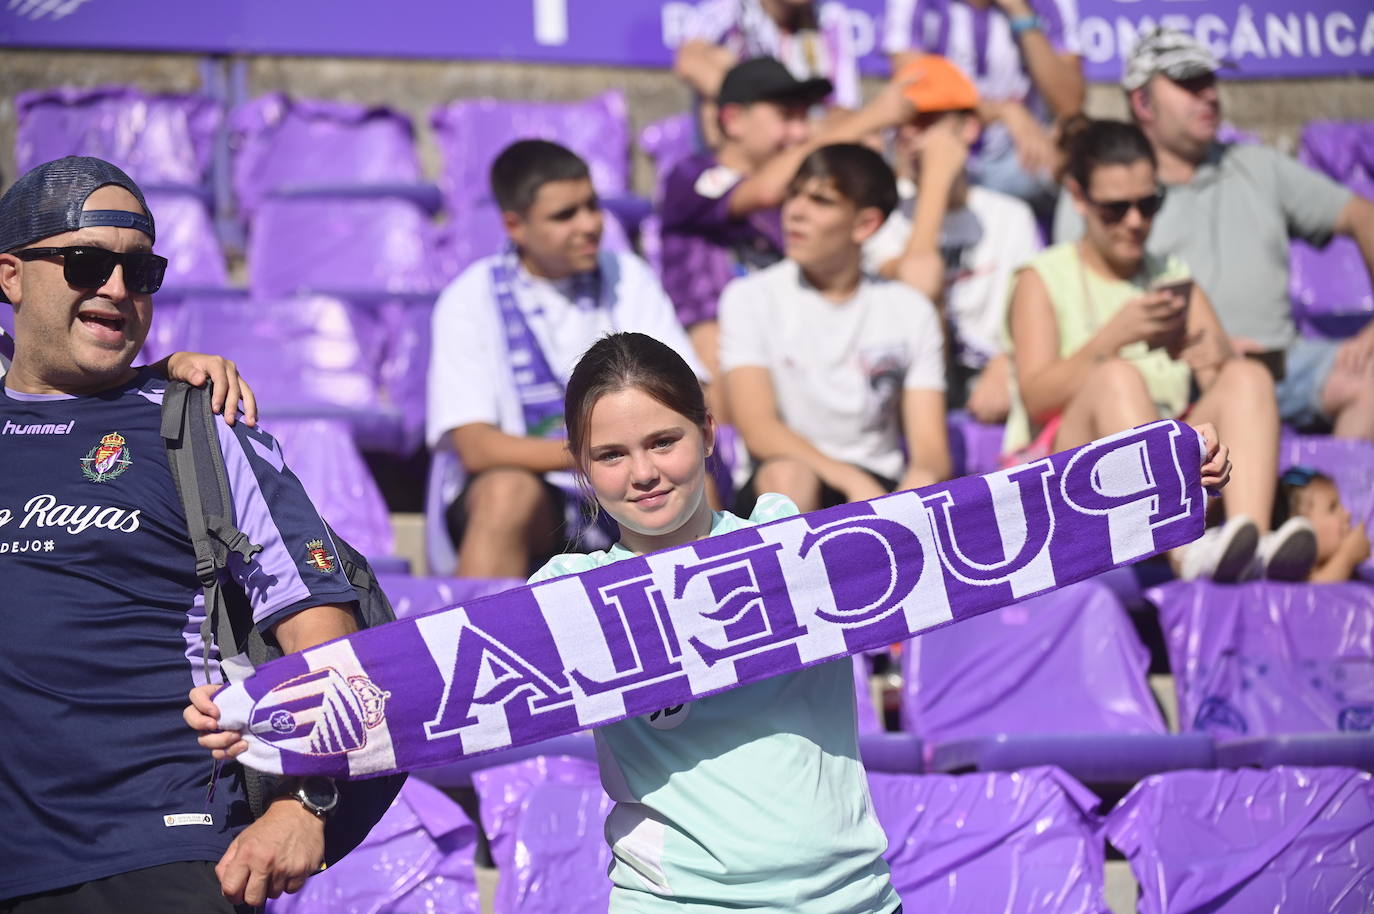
[
  {"xmin": 1003, "ymin": 242, "xmax": 1192, "ymax": 452},
  {"xmin": 529, "ymin": 493, "xmax": 897, "ymax": 914}
]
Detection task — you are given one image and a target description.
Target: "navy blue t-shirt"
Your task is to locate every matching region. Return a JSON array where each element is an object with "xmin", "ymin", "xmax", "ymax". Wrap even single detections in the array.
[{"xmin": 0, "ymin": 371, "xmax": 358, "ymax": 901}]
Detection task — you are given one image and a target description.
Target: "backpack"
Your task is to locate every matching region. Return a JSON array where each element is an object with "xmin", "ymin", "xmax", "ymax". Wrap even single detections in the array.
[{"xmin": 159, "ymin": 379, "xmax": 406, "ymax": 866}]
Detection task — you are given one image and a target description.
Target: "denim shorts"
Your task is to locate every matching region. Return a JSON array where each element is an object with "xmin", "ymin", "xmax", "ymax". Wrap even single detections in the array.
[{"xmin": 1275, "ymin": 335, "xmax": 1340, "ymax": 427}]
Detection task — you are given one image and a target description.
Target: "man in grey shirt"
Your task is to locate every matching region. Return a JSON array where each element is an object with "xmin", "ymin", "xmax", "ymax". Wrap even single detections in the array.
[{"xmin": 1054, "ymin": 28, "xmax": 1374, "ymax": 440}]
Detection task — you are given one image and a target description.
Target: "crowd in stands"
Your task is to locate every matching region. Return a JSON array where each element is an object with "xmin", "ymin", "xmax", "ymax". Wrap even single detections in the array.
[{"xmin": 4, "ymin": 2, "xmax": 1374, "ymax": 910}]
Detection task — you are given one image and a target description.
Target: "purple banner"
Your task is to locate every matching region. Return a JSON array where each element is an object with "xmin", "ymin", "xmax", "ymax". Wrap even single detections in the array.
[
  {"xmin": 1, "ymin": 0, "xmax": 1370, "ymax": 80},
  {"xmin": 212, "ymin": 420, "xmax": 1206, "ymax": 780}
]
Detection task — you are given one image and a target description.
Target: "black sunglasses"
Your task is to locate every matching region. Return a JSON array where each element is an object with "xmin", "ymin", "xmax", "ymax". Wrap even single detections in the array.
[
  {"xmin": 1085, "ymin": 190, "xmax": 1166, "ymax": 224},
  {"xmin": 15, "ymin": 246, "xmax": 168, "ymax": 294}
]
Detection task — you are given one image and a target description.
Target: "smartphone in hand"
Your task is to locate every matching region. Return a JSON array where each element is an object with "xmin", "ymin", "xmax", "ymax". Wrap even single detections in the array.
[{"xmin": 1150, "ymin": 277, "xmax": 1193, "ymax": 355}]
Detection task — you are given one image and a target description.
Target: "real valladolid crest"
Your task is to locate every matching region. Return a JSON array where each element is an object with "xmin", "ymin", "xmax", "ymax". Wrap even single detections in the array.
[{"xmin": 217, "ymin": 420, "xmax": 1206, "ymax": 780}]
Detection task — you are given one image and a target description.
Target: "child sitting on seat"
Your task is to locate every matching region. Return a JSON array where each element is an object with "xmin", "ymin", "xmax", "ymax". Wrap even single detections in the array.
[{"xmin": 1274, "ymin": 467, "xmax": 1371, "ymax": 582}]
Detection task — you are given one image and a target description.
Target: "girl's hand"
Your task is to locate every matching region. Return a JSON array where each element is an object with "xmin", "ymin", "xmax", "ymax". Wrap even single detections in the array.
[
  {"xmin": 1193, "ymin": 422, "xmax": 1231, "ymax": 495},
  {"xmin": 163, "ymin": 352, "xmax": 259, "ymax": 427},
  {"xmin": 1338, "ymin": 523, "xmax": 1371, "ymax": 566},
  {"xmin": 184, "ymin": 683, "xmax": 249, "ymax": 760}
]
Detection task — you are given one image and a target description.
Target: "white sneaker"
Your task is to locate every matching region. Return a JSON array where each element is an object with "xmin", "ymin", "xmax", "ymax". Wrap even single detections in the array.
[
  {"xmin": 1247, "ymin": 516, "xmax": 1318, "ymax": 582},
  {"xmin": 1180, "ymin": 514, "xmax": 1260, "ymax": 583}
]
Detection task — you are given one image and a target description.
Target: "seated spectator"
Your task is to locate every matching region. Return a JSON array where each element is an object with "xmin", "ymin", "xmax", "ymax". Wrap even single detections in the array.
[
  {"xmin": 865, "ymin": 54, "xmax": 1042, "ymax": 423},
  {"xmin": 884, "ymin": 0, "xmax": 1085, "ymax": 218},
  {"xmin": 675, "ymin": 0, "xmax": 861, "ymax": 146},
  {"xmin": 721, "ymin": 143, "xmax": 951, "ymax": 514},
  {"xmin": 1274, "ymin": 467, "xmax": 1370, "ymax": 582},
  {"xmin": 426, "ymin": 140, "xmax": 705, "ymax": 578},
  {"xmin": 661, "ymin": 58, "xmax": 918, "ymax": 421},
  {"xmin": 1054, "ymin": 28, "xmax": 1374, "ymax": 441},
  {"xmin": 1006, "ymin": 117, "xmax": 1298, "ymax": 581}
]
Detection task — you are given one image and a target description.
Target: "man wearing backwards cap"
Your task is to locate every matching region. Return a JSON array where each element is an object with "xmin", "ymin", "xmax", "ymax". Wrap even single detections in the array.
[
  {"xmin": 0, "ymin": 157, "xmax": 360, "ymax": 912},
  {"xmin": 1055, "ymin": 27, "xmax": 1374, "ymax": 441},
  {"xmin": 866, "ymin": 54, "xmax": 1041, "ymax": 425},
  {"xmin": 660, "ymin": 55, "xmax": 919, "ymax": 422}
]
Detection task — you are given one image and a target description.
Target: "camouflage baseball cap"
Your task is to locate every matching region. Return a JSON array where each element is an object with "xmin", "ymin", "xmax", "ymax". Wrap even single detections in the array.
[{"xmin": 1122, "ymin": 27, "xmax": 1224, "ymax": 91}]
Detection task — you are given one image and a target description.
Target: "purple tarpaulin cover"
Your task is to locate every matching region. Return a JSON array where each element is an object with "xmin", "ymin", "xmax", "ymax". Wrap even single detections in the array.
[
  {"xmin": 1105, "ymin": 767, "xmax": 1374, "ymax": 914},
  {"xmin": 267, "ymin": 778, "xmax": 480, "ymax": 914},
  {"xmin": 214, "ymin": 420, "xmax": 1207, "ymax": 779},
  {"xmin": 473, "ymin": 756, "xmax": 614, "ymax": 914},
  {"xmin": 902, "ymin": 579, "xmax": 1166, "ymax": 740},
  {"xmin": 1151, "ymin": 580, "xmax": 1374, "ymax": 737},
  {"xmin": 869, "ymin": 767, "xmax": 1108, "ymax": 913}
]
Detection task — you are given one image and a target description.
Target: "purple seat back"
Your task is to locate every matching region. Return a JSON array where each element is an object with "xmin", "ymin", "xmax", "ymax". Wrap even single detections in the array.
[
  {"xmin": 267, "ymin": 778, "xmax": 479, "ymax": 914},
  {"xmin": 231, "ymin": 94, "xmax": 423, "ymax": 221},
  {"xmin": 144, "ymin": 190, "xmax": 228, "ymax": 290},
  {"xmin": 868, "ymin": 767, "xmax": 1106, "ymax": 912},
  {"xmin": 902, "ymin": 579, "xmax": 1166, "ymax": 741},
  {"xmin": 1279, "ymin": 432, "xmax": 1374, "ymax": 580},
  {"xmin": 380, "ymin": 574, "xmax": 522, "ymax": 619},
  {"xmin": 429, "ymin": 93, "xmax": 629, "ymax": 275},
  {"xmin": 1105, "ymin": 767, "xmax": 1374, "ymax": 914},
  {"xmin": 248, "ymin": 197, "xmax": 442, "ymax": 297},
  {"xmin": 1290, "ymin": 121, "xmax": 1374, "ymax": 333},
  {"xmin": 472, "ymin": 756, "xmax": 614, "ymax": 914},
  {"xmin": 946, "ymin": 410, "xmax": 1004, "ymax": 477},
  {"xmin": 639, "ymin": 111, "xmax": 695, "ymax": 184},
  {"xmin": 1151, "ymin": 580, "xmax": 1374, "ymax": 737},
  {"xmin": 16, "ymin": 86, "xmax": 219, "ymax": 187}
]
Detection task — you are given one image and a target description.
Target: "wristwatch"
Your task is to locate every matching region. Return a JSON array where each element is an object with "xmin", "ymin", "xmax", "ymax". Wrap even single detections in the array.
[{"xmin": 276, "ymin": 776, "xmax": 338, "ymax": 820}]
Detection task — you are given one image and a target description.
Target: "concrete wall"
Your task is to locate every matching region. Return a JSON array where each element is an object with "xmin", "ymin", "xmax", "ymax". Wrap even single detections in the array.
[{"xmin": 3, "ymin": 47, "xmax": 1372, "ymax": 195}]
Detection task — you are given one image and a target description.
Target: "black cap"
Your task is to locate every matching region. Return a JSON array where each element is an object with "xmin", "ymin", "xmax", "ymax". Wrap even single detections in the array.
[{"xmin": 717, "ymin": 56, "xmax": 833, "ymax": 108}]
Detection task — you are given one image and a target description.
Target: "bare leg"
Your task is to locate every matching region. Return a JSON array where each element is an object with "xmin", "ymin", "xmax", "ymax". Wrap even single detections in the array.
[
  {"xmin": 753, "ymin": 457, "xmax": 826, "ymax": 513},
  {"xmin": 1189, "ymin": 357, "xmax": 1280, "ymax": 531},
  {"xmin": 689, "ymin": 320, "xmax": 730, "ymax": 426},
  {"xmin": 1053, "ymin": 358, "xmax": 1159, "ymax": 451},
  {"xmin": 1323, "ymin": 346, "xmax": 1374, "ymax": 441},
  {"xmin": 457, "ymin": 468, "xmax": 560, "ymax": 578}
]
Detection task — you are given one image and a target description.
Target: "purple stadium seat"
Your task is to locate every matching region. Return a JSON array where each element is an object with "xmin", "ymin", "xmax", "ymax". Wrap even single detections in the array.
[
  {"xmin": 143, "ymin": 190, "xmax": 228, "ymax": 291},
  {"xmin": 16, "ymin": 86, "xmax": 219, "ymax": 188},
  {"xmin": 429, "ymin": 93, "xmax": 629, "ymax": 275},
  {"xmin": 380, "ymin": 574, "xmax": 522, "ymax": 619},
  {"xmin": 869, "ymin": 767, "xmax": 1107, "ymax": 912},
  {"xmin": 1290, "ymin": 121, "xmax": 1374, "ymax": 339},
  {"xmin": 1151, "ymin": 580, "xmax": 1374, "ymax": 768},
  {"xmin": 904, "ymin": 580, "xmax": 1214, "ymax": 783},
  {"xmin": 266, "ymin": 779, "xmax": 480, "ymax": 914},
  {"xmin": 1280, "ymin": 431, "xmax": 1374, "ymax": 581},
  {"xmin": 247, "ymin": 197, "xmax": 442, "ymax": 299},
  {"xmin": 945, "ymin": 410, "xmax": 1003, "ymax": 477},
  {"xmin": 473, "ymin": 755, "xmax": 613, "ymax": 914},
  {"xmin": 230, "ymin": 94, "xmax": 426, "ymax": 222},
  {"xmin": 1105, "ymin": 767, "xmax": 1374, "ymax": 914},
  {"xmin": 270, "ymin": 417, "xmax": 396, "ymax": 561},
  {"xmin": 639, "ymin": 111, "xmax": 695, "ymax": 185}
]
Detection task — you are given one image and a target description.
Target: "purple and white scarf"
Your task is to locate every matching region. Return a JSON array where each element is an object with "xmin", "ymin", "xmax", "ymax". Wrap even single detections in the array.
[{"xmin": 215, "ymin": 420, "xmax": 1207, "ymax": 780}]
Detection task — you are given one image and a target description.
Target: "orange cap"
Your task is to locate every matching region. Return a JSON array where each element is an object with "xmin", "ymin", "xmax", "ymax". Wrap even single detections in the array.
[{"xmin": 896, "ymin": 54, "xmax": 980, "ymax": 114}]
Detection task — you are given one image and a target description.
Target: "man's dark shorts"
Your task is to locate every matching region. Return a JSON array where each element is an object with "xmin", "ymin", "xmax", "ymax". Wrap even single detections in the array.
[
  {"xmin": 733, "ymin": 463, "xmax": 900, "ymax": 517},
  {"xmin": 1, "ymin": 861, "xmax": 255, "ymax": 914}
]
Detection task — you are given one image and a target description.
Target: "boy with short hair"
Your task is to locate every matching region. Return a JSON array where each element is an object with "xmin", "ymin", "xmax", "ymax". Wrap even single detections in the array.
[
  {"xmin": 660, "ymin": 57, "xmax": 918, "ymax": 419},
  {"xmin": 865, "ymin": 54, "xmax": 1042, "ymax": 423},
  {"xmin": 427, "ymin": 139, "xmax": 705, "ymax": 578},
  {"xmin": 722, "ymin": 143, "xmax": 951, "ymax": 513}
]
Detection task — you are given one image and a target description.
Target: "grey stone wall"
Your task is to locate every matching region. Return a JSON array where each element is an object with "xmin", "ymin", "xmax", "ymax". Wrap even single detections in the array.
[{"xmin": 3, "ymin": 47, "xmax": 1371, "ymax": 195}]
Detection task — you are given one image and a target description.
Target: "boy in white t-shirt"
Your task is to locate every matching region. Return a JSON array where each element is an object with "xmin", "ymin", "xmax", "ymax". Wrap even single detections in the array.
[
  {"xmin": 865, "ymin": 54, "xmax": 1041, "ymax": 424},
  {"xmin": 722, "ymin": 143, "xmax": 951, "ymax": 514},
  {"xmin": 426, "ymin": 140, "xmax": 705, "ymax": 578}
]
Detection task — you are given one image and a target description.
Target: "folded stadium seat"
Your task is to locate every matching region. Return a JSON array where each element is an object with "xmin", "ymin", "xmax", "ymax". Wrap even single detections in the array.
[
  {"xmin": 903, "ymin": 579, "xmax": 1214, "ymax": 785},
  {"xmin": 265, "ymin": 778, "xmax": 480, "ymax": 914},
  {"xmin": 1290, "ymin": 121, "xmax": 1374, "ymax": 340},
  {"xmin": 868, "ymin": 766, "xmax": 1107, "ymax": 912},
  {"xmin": 16, "ymin": 86, "xmax": 220, "ymax": 189},
  {"xmin": 1280, "ymin": 431, "xmax": 1374, "ymax": 581},
  {"xmin": 1150, "ymin": 580, "xmax": 1374, "ymax": 770},
  {"xmin": 230, "ymin": 93, "xmax": 436, "ymax": 223},
  {"xmin": 1105, "ymin": 767, "xmax": 1374, "ymax": 914},
  {"xmin": 429, "ymin": 92, "xmax": 634, "ymax": 276},
  {"xmin": 945, "ymin": 409, "xmax": 1004, "ymax": 477}
]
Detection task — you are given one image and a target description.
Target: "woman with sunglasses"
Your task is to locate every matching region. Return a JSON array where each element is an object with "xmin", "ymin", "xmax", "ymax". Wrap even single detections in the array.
[{"xmin": 1003, "ymin": 116, "xmax": 1297, "ymax": 581}]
